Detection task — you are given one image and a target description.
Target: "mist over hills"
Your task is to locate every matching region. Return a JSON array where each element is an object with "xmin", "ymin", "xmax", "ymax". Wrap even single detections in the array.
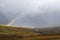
[
  {"xmin": 0, "ymin": 12, "xmax": 8, "ymax": 24},
  {"xmin": 13, "ymin": 10, "xmax": 60, "ymax": 28},
  {"xmin": 33, "ymin": 26, "xmax": 60, "ymax": 34},
  {"xmin": 0, "ymin": 0, "xmax": 60, "ymax": 28},
  {"xmin": 1, "ymin": 8, "xmax": 60, "ymax": 28}
]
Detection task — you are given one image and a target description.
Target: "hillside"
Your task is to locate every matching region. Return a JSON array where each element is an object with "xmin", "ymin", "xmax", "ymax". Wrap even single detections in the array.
[
  {"xmin": 0, "ymin": 25, "xmax": 37, "ymax": 37},
  {"xmin": 23, "ymin": 34, "xmax": 60, "ymax": 40},
  {"xmin": 0, "ymin": 25, "xmax": 60, "ymax": 40},
  {"xmin": 33, "ymin": 26, "xmax": 60, "ymax": 34}
]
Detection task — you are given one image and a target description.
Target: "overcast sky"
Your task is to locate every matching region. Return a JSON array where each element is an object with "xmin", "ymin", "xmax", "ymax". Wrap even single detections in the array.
[{"xmin": 0, "ymin": 0, "xmax": 60, "ymax": 28}]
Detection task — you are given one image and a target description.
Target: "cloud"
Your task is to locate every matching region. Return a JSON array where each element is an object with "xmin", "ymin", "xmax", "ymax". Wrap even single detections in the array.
[{"xmin": 0, "ymin": 0, "xmax": 60, "ymax": 28}]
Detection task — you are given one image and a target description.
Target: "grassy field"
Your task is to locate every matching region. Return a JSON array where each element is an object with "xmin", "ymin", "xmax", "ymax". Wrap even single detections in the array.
[
  {"xmin": 22, "ymin": 34, "xmax": 60, "ymax": 40},
  {"xmin": 0, "ymin": 25, "xmax": 60, "ymax": 40},
  {"xmin": 0, "ymin": 25, "xmax": 37, "ymax": 36}
]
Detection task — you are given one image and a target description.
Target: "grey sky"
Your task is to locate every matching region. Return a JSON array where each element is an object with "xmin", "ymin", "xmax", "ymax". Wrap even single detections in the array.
[
  {"xmin": 0, "ymin": 0, "xmax": 60, "ymax": 15},
  {"xmin": 0, "ymin": 0, "xmax": 60, "ymax": 28}
]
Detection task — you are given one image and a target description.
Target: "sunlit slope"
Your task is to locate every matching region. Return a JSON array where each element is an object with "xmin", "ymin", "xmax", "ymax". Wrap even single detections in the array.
[{"xmin": 0, "ymin": 25, "xmax": 37, "ymax": 37}]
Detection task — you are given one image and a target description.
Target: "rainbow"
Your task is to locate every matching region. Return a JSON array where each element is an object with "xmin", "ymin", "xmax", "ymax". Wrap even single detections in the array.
[{"xmin": 6, "ymin": 13, "xmax": 20, "ymax": 26}]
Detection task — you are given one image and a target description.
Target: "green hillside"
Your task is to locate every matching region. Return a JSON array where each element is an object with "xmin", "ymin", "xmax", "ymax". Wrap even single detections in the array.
[
  {"xmin": 0, "ymin": 25, "xmax": 37, "ymax": 38},
  {"xmin": 0, "ymin": 25, "xmax": 60, "ymax": 40}
]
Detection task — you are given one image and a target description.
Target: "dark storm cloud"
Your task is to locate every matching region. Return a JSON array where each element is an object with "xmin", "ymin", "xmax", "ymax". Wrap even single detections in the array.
[{"xmin": 0, "ymin": 0, "xmax": 60, "ymax": 28}]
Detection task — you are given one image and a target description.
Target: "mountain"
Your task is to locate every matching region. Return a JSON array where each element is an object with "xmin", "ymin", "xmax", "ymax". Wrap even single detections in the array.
[
  {"xmin": 33, "ymin": 26, "xmax": 60, "ymax": 34},
  {"xmin": 0, "ymin": 25, "xmax": 37, "ymax": 37},
  {"xmin": 0, "ymin": 13, "xmax": 8, "ymax": 24},
  {"xmin": 0, "ymin": 25, "xmax": 60, "ymax": 40}
]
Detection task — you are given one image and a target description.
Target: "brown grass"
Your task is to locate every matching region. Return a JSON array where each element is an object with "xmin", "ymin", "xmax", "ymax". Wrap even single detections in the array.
[
  {"xmin": 0, "ymin": 25, "xmax": 60, "ymax": 40},
  {"xmin": 0, "ymin": 34, "xmax": 60, "ymax": 40},
  {"xmin": 21, "ymin": 34, "xmax": 60, "ymax": 40}
]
